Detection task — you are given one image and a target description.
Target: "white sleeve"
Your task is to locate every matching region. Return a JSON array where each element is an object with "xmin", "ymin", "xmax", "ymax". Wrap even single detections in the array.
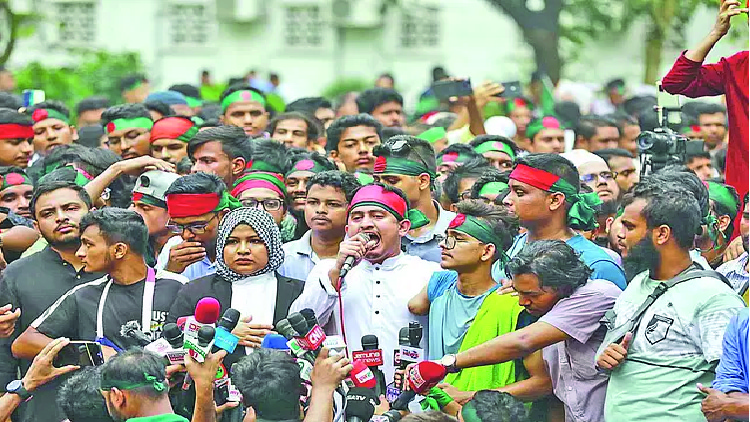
[{"xmin": 289, "ymin": 259, "xmax": 341, "ymax": 327}]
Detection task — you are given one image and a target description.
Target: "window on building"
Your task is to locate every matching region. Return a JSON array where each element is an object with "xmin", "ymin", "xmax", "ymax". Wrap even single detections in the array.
[
  {"xmin": 284, "ymin": 5, "xmax": 323, "ymax": 48},
  {"xmin": 52, "ymin": 1, "xmax": 97, "ymax": 45},
  {"xmin": 167, "ymin": 2, "xmax": 212, "ymax": 47},
  {"xmin": 400, "ymin": 6, "xmax": 439, "ymax": 49}
]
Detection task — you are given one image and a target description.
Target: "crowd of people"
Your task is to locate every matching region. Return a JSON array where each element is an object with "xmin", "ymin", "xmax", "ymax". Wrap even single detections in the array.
[{"xmin": 0, "ymin": 2, "xmax": 747, "ymax": 422}]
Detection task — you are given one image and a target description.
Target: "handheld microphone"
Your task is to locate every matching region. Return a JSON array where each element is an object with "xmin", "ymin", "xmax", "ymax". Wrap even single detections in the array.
[
  {"xmin": 349, "ymin": 360, "xmax": 377, "ymax": 389},
  {"xmin": 120, "ymin": 320, "xmax": 152, "ymax": 346},
  {"xmin": 353, "ymin": 335, "xmax": 387, "ymax": 396},
  {"xmin": 322, "ymin": 335, "xmax": 347, "ymax": 356},
  {"xmin": 162, "ymin": 323, "xmax": 184, "ymax": 348},
  {"xmin": 261, "ymin": 333, "xmax": 291, "ymax": 351},
  {"xmin": 344, "ymin": 387, "xmax": 377, "ymax": 422},
  {"xmin": 289, "ymin": 312, "xmax": 326, "ymax": 355},
  {"xmin": 371, "ymin": 410, "xmax": 403, "ymax": 422},
  {"xmin": 155, "ymin": 322, "xmax": 187, "ymax": 364},
  {"xmin": 275, "ymin": 319, "xmax": 300, "ymax": 340},
  {"xmin": 391, "ymin": 361, "xmax": 446, "ymax": 411},
  {"xmin": 399, "ymin": 322, "xmax": 424, "ymax": 371},
  {"xmin": 339, "ymin": 233, "xmax": 370, "ymax": 278},
  {"xmin": 277, "ymin": 318, "xmax": 316, "ymax": 363},
  {"xmin": 184, "ymin": 325, "xmax": 215, "ymax": 363},
  {"xmin": 212, "ymin": 308, "xmax": 240, "ymax": 353},
  {"xmin": 184, "ymin": 297, "xmax": 221, "ymax": 342}
]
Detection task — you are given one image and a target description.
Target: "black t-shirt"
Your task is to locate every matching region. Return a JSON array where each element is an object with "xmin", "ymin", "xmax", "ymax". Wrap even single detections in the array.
[{"xmin": 32, "ymin": 269, "xmax": 186, "ymax": 350}]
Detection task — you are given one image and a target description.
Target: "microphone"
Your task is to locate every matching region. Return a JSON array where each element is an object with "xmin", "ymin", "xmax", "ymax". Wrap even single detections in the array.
[
  {"xmin": 391, "ymin": 361, "xmax": 446, "ymax": 411},
  {"xmin": 120, "ymin": 320, "xmax": 152, "ymax": 346},
  {"xmin": 212, "ymin": 308, "xmax": 240, "ymax": 353},
  {"xmin": 352, "ymin": 335, "xmax": 387, "ymax": 396},
  {"xmin": 371, "ymin": 410, "xmax": 403, "ymax": 422},
  {"xmin": 348, "ymin": 360, "xmax": 377, "ymax": 389},
  {"xmin": 184, "ymin": 297, "xmax": 221, "ymax": 342},
  {"xmin": 322, "ymin": 335, "xmax": 347, "ymax": 356},
  {"xmin": 275, "ymin": 319, "xmax": 300, "ymax": 340},
  {"xmin": 399, "ymin": 322, "xmax": 424, "ymax": 371},
  {"xmin": 344, "ymin": 387, "xmax": 377, "ymax": 422},
  {"xmin": 276, "ymin": 318, "xmax": 316, "ymax": 363},
  {"xmin": 156, "ymin": 322, "xmax": 188, "ymax": 365},
  {"xmin": 339, "ymin": 233, "xmax": 370, "ymax": 278},
  {"xmin": 289, "ymin": 312, "xmax": 326, "ymax": 356},
  {"xmin": 184, "ymin": 325, "xmax": 215, "ymax": 363},
  {"xmin": 261, "ymin": 333, "xmax": 291, "ymax": 351}
]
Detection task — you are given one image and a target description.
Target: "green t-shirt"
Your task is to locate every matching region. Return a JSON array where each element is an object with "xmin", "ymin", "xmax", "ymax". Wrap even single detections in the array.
[
  {"xmin": 129, "ymin": 414, "xmax": 189, "ymax": 422},
  {"xmin": 598, "ymin": 269, "xmax": 745, "ymax": 422}
]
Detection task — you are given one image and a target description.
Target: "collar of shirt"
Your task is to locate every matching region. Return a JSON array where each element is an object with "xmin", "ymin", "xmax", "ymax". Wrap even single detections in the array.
[
  {"xmin": 286, "ymin": 230, "xmax": 315, "ymax": 259},
  {"xmin": 406, "ymin": 202, "xmax": 456, "ymax": 244},
  {"xmin": 358, "ymin": 253, "xmax": 408, "ymax": 272}
]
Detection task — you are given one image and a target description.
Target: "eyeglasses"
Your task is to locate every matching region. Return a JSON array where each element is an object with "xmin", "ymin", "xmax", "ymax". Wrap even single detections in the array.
[
  {"xmin": 581, "ymin": 171, "xmax": 618, "ymax": 184},
  {"xmin": 459, "ymin": 190, "xmax": 473, "ymax": 201},
  {"xmin": 241, "ymin": 198, "xmax": 283, "ymax": 211},
  {"xmin": 166, "ymin": 213, "xmax": 218, "ymax": 235},
  {"xmin": 442, "ymin": 235, "xmax": 459, "ymax": 250}
]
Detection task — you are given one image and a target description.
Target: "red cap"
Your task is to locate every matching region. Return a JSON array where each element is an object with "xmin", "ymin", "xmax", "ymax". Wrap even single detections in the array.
[{"xmin": 194, "ymin": 297, "xmax": 221, "ymax": 324}]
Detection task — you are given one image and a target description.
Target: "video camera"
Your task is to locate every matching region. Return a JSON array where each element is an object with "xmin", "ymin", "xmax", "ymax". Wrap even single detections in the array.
[{"xmin": 637, "ymin": 82, "xmax": 704, "ymax": 176}]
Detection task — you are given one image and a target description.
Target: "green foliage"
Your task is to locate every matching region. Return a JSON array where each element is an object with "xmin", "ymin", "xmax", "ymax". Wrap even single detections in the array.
[
  {"xmin": 15, "ymin": 50, "xmax": 143, "ymax": 115},
  {"xmin": 321, "ymin": 78, "xmax": 370, "ymax": 100}
]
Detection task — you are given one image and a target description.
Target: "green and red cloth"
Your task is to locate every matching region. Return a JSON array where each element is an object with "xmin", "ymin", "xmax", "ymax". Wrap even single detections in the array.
[
  {"xmin": 221, "ymin": 90, "xmax": 266, "ymax": 112},
  {"xmin": 449, "ymin": 213, "xmax": 509, "ymax": 263},
  {"xmin": 437, "ymin": 151, "xmax": 474, "ymax": 167},
  {"xmin": 0, "ymin": 172, "xmax": 32, "ymax": 191},
  {"xmin": 348, "ymin": 184, "xmax": 429, "ymax": 229},
  {"xmin": 31, "ymin": 108, "xmax": 70, "ymax": 124},
  {"xmin": 526, "ymin": 115, "xmax": 563, "ymax": 140},
  {"xmin": 245, "ymin": 159, "xmax": 284, "ymax": 175},
  {"xmin": 166, "ymin": 190, "xmax": 242, "ymax": 218},
  {"xmin": 373, "ymin": 155, "xmax": 435, "ymax": 179},
  {"xmin": 150, "ymin": 117, "xmax": 198, "ymax": 143},
  {"xmin": 106, "ymin": 117, "xmax": 154, "ymax": 133},
  {"xmin": 473, "ymin": 140, "xmax": 515, "ymax": 159},
  {"xmin": 285, "ymin": 159, "xmax": 329, "ymax": 177},
  {"xmin": 0, "ymin": 124, "xmax": 33, "ymax": 139},
  {"xmin": 510, "ymin": 163, "xmax": 602, "ymax": 230},
  {"xmin": 231, "ymin": 172, "xmax": 286, "ymax": 199}
]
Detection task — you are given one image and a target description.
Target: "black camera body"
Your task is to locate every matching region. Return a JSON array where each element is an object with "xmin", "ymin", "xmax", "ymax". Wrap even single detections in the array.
[{"xmin": 637, "ymin": 125, "xmax": 704, "ymax": 176}]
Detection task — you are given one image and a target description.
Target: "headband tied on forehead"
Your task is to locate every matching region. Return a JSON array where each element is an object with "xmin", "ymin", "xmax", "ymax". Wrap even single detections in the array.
[
  {"xmin": 0, "ymin": 172, "xmax": 32, "ymax": 191},
  {"xmin": 478, "ymin": 181, "xmax": 509, "ymax": 197},
  {"xmin": 373, "ymin": 156, "xmax": 436, "ymax": 179},
  {"xmin": 221, "ymin": 90, "xmax": 266, "ymax": 112},
  {"xmin": 231, "ymin": 172, "xmax": 286, "ymax": 199},
  {"xmin": 416, "ymin": 127, "xmax": 446, "ymax": 144},
  {"xmin": 474, "ymin": 140, "xmax": 516, "ymax": 160},
  {"xmin": 106, "ymin": 117, "xmax": 154, "ymax": 133},
  {"xmin": 285, "ymin": 159, "xmax": 328, "ymax": 177},
  {"xmin": 149, "ymin": 117, "xmax": 198, "ymax": 143},
  {"xmin": 526, "ymin": 116, "xmax": 563, "ymax": 140},
  {"xmin": 348, "ymin": 184, "xmax": 429, "ymax": 229},
  {"xmin": 100, "ymin": 372, "xmax": 166, "ymax": 393},
  {"xmin": 449, "ymin": 213, "xmax": 509, "ymax": 265},
  {"xmin": 437, "ymin": 152, "xmax": 473, "ymax": 166},
  {"xmin": 31, "ymin": 108, "xmax": 70, "ymax": 124},
  {"xmin": 510, "ymin": 164, "xmax": 602, "ymax": 231},
  {"xmin": 215, "ymin": 207, "xmax": 285, "ymax": 282},
  {"xmin": 166, "ymin": 190, "xmax": 242, "ymax": 218},
  {"xmin": 0, "ymin": 124, "xmax": 33, "ymax": 139},
  {"xmin": 245, "ymin": 159, "xmax": 284, "ymax": 175}
]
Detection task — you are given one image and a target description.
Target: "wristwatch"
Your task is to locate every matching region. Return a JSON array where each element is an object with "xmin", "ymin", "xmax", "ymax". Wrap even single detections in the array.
[
  {"xmin": 440, "ymin": 354, "xmax": 460, "ymax": 374},
  {"xmin": 5, "ymin": 380, "xmax": 31, "ymax": 400}
]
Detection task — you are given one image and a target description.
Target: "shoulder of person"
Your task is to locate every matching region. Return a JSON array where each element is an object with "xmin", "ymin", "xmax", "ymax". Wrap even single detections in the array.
[
  {"xmin": 401, "ymin": 254, "xmax": 442, "ymax": 270},
  {"xmin": 576, "ymin": 279, "xmax": 623, "ymax": 300},
  {"xmin": 277, "ymin": 273, "xmax": 304, "ymax": 287},
  {"xmin": 155, "ymin": 268, "xmax": 189, "ymax": 285}
]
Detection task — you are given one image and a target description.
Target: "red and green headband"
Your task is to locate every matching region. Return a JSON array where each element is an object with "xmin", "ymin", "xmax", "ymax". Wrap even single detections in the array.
[
  {"xmin": 510, "ymin": 164, "xmax": 602, "ymax": 230},
  {"xmin": 285, "ymin": 159, "xmax": 329, "ymax": 177},
  {"xmin": 166, "ymin": 190, "xmax": 242, "ymax": 218},
  {"xmin": 231, "ymin": 172, "xmax": 286, "ymax": 199},
  {"xmin": 526, "ymin": 116, "xmax": 563, "ymax": 140},
  {"xmin": 374, "ymin": 156, "xmax": 436, "ymax": 179},
  {"xmin": 474, "ymin": 140, "xmax": 516, "ymax": 159},
  {"xmin": 245, "ymin": 159, "xmax": 284, "ymax": 175},
  {"xmin": 221, "ymin": 90, "xmax": 266, "ymax": 112},
  {"xmin": 31, "ymin": 108, "xmax": 70, "ymax": 125},
  {"xmin": 416, "ymin": 127, "xmax": 446, "ymax": 144},
  {"xmin": 348, "ymin": 185, "xmax": 429, "ymax": 229},
  {"xmin": 437, "ymin": 152, "xmax": 473, "ymax": 167},
  {"xmin": 506, "ymin": 97, "xmax": 531, "ymax": 113},
  {"xmin": 0, "ymin": 172, "xmax": 32, "ymax": 191},
  {"xmin": 0, "ymin": 124, "xmax": 33, "ymax": 139},
  {"xmin": 448, "ymin": 213, "xmax": 509, "ymax": 263},
  {"xmin": 132, "ymin": 192, "xmax": 167, "ymax": 209},
  {"xmin": 150, "ymin": 117, "xmax": 198, "ymax": 143},
  {"xmin": 106, "ymin": 117, "xmax": 154, "ymax": 133}
]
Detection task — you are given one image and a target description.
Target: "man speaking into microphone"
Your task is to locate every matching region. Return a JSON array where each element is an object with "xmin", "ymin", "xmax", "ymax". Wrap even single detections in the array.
[{"xmin": 291, "ymin": 183, "xmax": 441, "ymax": 380}]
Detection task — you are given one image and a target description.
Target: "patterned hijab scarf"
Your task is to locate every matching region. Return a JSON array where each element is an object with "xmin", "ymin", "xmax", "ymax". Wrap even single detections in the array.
[{"xmin": 215, "ymin": 207, "xmax": 285, "ymax": 283}]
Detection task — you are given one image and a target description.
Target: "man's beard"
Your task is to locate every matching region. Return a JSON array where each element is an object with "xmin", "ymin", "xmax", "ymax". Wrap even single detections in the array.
[
  {"xmin": 48, "ymin": 236, "xmax": 81, "ymax": 251},
  {"xmin": 623, "ymin": 235, "xmax": 661, "ymax": 282},
  {"xmin": 105, "ymin": 396, "xmax": 126, "ymax": 422}
]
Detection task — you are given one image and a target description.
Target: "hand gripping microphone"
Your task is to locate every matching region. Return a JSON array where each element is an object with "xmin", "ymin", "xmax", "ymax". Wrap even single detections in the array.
[
  {"xmin": 184, "ymin": 297, "xmax": 221, "ymax": 343},
  {"xmin": 352, "ymin": 335, "xmax": 387, "ymax": 396},
  {"xmin": 184, "ymin": 325, "xmax": 215, "ymax": 363},
  {"xmin": 399, "ymin": 322, "xmax": 424, "ymax": 371},
  {"xmin": 348, "ymin": 360, "xmax": 377, "ymax": 389},
  {"xmin": 344, "ymin": 387, "xmax": 377, "ymax": 422},
  {"xmin": 390, "ymin": 360, "xmax": 446, "ymax": 411},
  {"xmin": 212, "ymin": 308, "xmax": 240, "ymax": 353},
  {"xmin": 339, "ymin": 233, "xmax": 370, "ymax": 278}
]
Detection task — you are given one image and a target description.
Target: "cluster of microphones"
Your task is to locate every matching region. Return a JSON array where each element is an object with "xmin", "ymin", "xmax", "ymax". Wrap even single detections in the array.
[{"xmin": 120, "ymin": 297, "xmax": 448, "ymax": 422}]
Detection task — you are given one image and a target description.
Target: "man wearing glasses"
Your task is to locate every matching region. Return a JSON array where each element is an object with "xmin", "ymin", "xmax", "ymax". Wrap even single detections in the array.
[
  {"xmin": 164, "ymin": 172, "xmax": 242, "ymax": 280},
  {"xmin": 562, "ymin": 149, "xmax": 621, "ymax": 203},
  {"xmin": 594, "ymin": 148, "xmax": 639, "ymax": 200}
]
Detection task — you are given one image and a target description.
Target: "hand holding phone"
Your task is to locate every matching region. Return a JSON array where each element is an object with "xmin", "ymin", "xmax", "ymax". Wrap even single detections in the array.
[
  {"xmin": 432, "ymin": 79, "xmax": 473, "ymax": 100},
  {"xmin": 53, "ymin": 340, "xmax": 104, "ymax": 367}
]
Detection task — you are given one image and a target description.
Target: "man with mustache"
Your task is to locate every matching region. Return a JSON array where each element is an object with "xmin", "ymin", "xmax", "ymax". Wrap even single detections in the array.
[
  {"xmin": 290, "ymin": 183, "xmax": 441, "ymax": 380},
  {"xmin": 562, "ymin": 149, "xmax": 620, "ymax": 203},
  {"xmin": 100, "ymin": 104, "xmax": 154, "ymax": 160},
  {"xmin": 597, "ymin": 178, "xmax": 744, "ymax": 422},
  {"xmin": 279, "ymin": 170, "xmax": 360, "ymax": 281},
  {"xmin": 0, "ymin": 181, "xmax": 103, "ymax": 421}
]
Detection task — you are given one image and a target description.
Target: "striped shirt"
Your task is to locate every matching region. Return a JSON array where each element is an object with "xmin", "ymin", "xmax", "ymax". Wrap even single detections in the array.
[{"xmin": 717, "ymin": 251, "xmax": 749, "ymax": 296}]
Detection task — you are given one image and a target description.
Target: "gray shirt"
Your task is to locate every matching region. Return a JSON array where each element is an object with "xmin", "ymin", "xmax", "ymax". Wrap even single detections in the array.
[
  {"xmin": 402, "ymin": 202, "xmax": 455, "ymax": 263},
  {"xmin": 278, "ymin": 230, "xmax": 318, "ymax": 281},
  {"xmin": 539, "ymin": 279, "xmax": 621, "ymax": 422}
]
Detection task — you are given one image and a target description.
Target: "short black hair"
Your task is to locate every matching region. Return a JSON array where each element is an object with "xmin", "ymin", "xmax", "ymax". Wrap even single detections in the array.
[
  {"xmin": 306, "ymin": 170, "xmax": 362, "ymax": 202},
  {"xmin": 687, "ymin": 150, "xmax": 712, "ymax": 164},
  {"xmin": 0, "ymin": 93, "xmax": 22, "ymax": 110},
  {"xmin": 168, "ymin": 84, "xmax": 201, "ymax": 99},
  {"xmin": 100, "ymin": 104, "xmax": 152, "ymax": 125},
  {"xmin": 507, "ymin": 240, "xmax": 592, "ymax": 298},
  {"xmin": 231, "ymin": 349, "xmax": 302, "ymax": 420},
  {"xmin": 220, "ymin": 84, "xmax": 267, "ymax": 111},
  {"xmin": 714, "ymin": 148, "xmax": 727, "ymax": 175},
  {"xmin": 378, "ymin": 73, "xmax": 395, "ymax": 83},
  {"xmin": 250, "ymin": 139, "xmax": 290, "ymax": 172},
  {"xmin": 470, "ymin": 169, "xmax": 510, "ymax": 199},
  {"xmin": 26, "ymin": 100, "xmax": 71, "ymax": 121},
  {"xmin": 355, "ymin": 88, "xmax": 403, "ymax": 115},
  {"xmin": 593, "ymin": 148, "xmax": 634, "ymax": 162},
  {"xmin": 187, "ymin": 125, "xmax": 251, "ymax": 162},
  {"xmin": 605, "ymin": 78, "xmax": 625, "ymax": 90},
  {"xmin": 176, "ymin": 156, "xmax": 193, "ymax": 175},
  {"xmin": 76, "ymin": 96, "xmax": 111, "ymax": 116},
  {"xmin": 120, "ymin": 74, "xmax": 148, "ymax": 93},
  {"xmin": 100, "ymin": 349, "xmax": 167, "ymax": 400},
  {"xmin": 198, "ymin": 104, "xmax": 222, "ymax": 121},
  {"xmin": 268, "ymin": 111, "xmax": 321, "ymax": 141},
  {"xmin": 165, "ymin": 172, "xmax": 226, "ymax": 196},
  {"xmin": 608, "ymin": 111, "xmax": 639, "ymax": 127},
  {"xmin": 58, "ymin": 367, "xmax": 113, "ymax": 422},
  {"xmin": 0, "ymin": 108, "xmax": 33, "ymax": 126},
  {"xmin": 326, "ymin": 113, "xmax": 383, "ymax": 152},
  {"xmin": 442, "ymin": 157, "xmax": 492, "ymax": 204},
  {"xmin": 79, "ymin": 208, "xmax": 149, "ymax": 257},
  {"xmin": 696, "ymin": 102, "xmax": 727, "ymax": 117},
  {"xmin": 143, "ymin": 100, "xmax": 174, "ymax": 118},
  {"xmin": 466, "ymin": 390, "xmax": 528, "ymax": 422},
  {"xmin": 289, "ymin": 151, "xmax": 337, "ymax": 175},
  {"xmin": 624, "ymin": 95, "xmax": 657, "ymax": 119},
  {"xmin": 455, "ymin": 200, "xmax": 519, "ymax": 261},
  {"xmin": 576, "ymin": 115, "xmax": 621, "ymax": 140},
  {"xmin": 38, "ymin": 144, "xmax": 121, "ymax": 180},
  {"xmin": 381, "ymin": 127, "xmax": 406, "ymax": 142},
  {"xmin": 554, "ymin": 101, "xmax": 582, "ymax": 129},
  {"xmin": 514, "ymin": 153, "xmax": 580, "ymax": 195},
  {"xmin": 30, "ymin": 180, "xmax": 92, "ymax": 219},
  {"xmin": 632, "ymin": 180, "xmax": 702, "ymax": 249},
  {"xmin": 469, "ymin": 135, "xmax": 519, "ymax": 158},
  {"xmin": 653, "ymin": 167, "xmax": 710, "ymax": 219},
  {"xmin": 286, "ymin": 97, "xmax": 333, "ymax": 115},
  {"xmin": 376, "ymin": 134, "xmax": 437, "ymax": 182}
]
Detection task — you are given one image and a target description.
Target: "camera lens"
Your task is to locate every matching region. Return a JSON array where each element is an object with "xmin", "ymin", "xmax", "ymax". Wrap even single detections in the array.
[{"xmin": 637, "ymin": 133, "xmax": 654, "ymax": 152}]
